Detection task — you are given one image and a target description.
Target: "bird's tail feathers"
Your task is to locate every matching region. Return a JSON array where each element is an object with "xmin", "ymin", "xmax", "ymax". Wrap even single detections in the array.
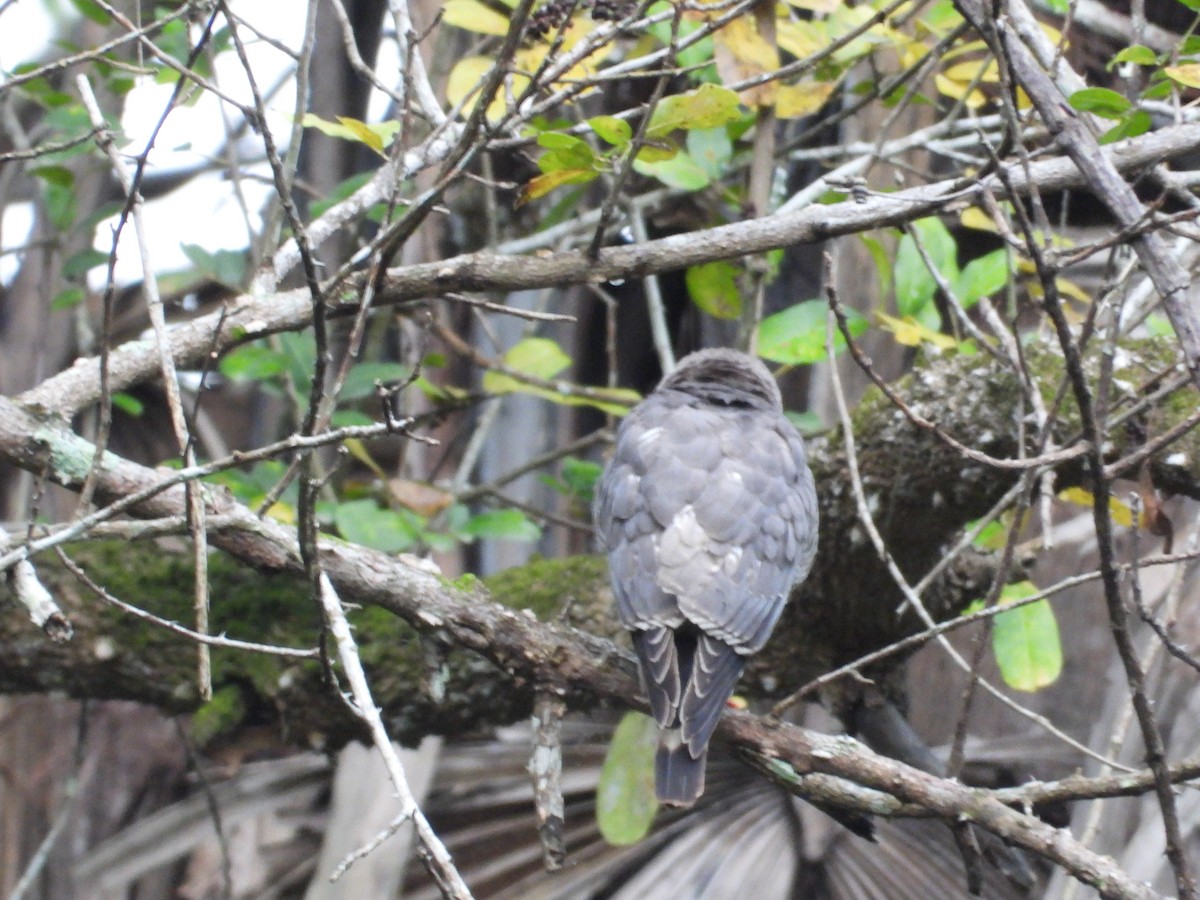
[{"xmin": 656, "ymin": 728, "xmax": 706, "ymax": 808}]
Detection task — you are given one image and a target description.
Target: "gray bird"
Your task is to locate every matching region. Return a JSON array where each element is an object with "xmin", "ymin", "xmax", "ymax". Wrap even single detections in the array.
[{"xmin": 594, "ymin": 348, "xmax": 819, "ymax": 807}]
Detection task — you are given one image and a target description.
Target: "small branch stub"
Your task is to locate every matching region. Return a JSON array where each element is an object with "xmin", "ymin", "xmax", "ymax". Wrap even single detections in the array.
[{"xmin": 529, "ymin": 692, "xmax": 567, "ymax": 871}]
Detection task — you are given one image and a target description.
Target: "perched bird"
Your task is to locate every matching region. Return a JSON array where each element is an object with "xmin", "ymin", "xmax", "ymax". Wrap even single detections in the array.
[{"xmin": 594, "ymin": 348, "xmax": 819, "ymax": 807}]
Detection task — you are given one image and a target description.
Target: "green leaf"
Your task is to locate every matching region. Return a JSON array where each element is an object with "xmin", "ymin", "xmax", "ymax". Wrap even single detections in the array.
[
  {"xmin": 482, "ymin": 338, "xmax": 638, "ymax": 413},
  {"xmin": 685, "ymin": 260, "xmax": 742, "ymax": 319},
  {"xmin": 1099, "ymin": 110, "xmax": 1151, "ymax": 145},
  {"xmin": 537, "ymin": 131, "xmax": 590, "ymax": 152},
  {"xmin": 62, "ymin": 249, "xmax": 109, "ymax": 281},
  {"xmin": 111, "ymin": 392, "xmax": 144, "ymax": 416},
  {"xmin": 686, "ymin": 127, "xmax": 732, "ymax": 180},
  {"xmin": 1145, "ymin": 313, "xmax": 1173, "ymax": 337},
  {"xmin": 219, "ymin": 344, "xmax": 287, "ymax": 382},
  {"xmin": 632, "ymin": 151, "xmax": 710, "ymax": 190},
  {"xmin": 756, "ymin": 300, "xmax": 869, "ymax": 365},
  {"xmin": 44, "ymin": 181, "xmax": 77, "ymax": 231},
  {"xmin": 334, "ymin": 499, "xmax": 421, "ymax": 553},
  {"xmin": 181, "ymin": 243, "xmax": 247, "ymax": 289},
  {"xmin": 1108, "ymin": 45, "xmax": 1158, "ymax": 69},
  {"xmin": 51, "ymin": 287, "xmax": 85, "ymax": 311},
  {"xmin": 29, "ymin": 165, "xmax": 74, "ymax": 188},
  {"xmin": 860, "ymin": 235, "xmax": 892, "ymax": 299},
  {"xmin": 483, "ymin": 337, "xmax": 572, "ymax": 394},
  {"xmin": 69, "ymin": 0, "xmax": 111, "ymax": 24},
  {"xmin": 460, "ymin": 508, "xmax": 541, "ymax": 541},
  {"xmin": 992, "ymin": 584, "xmax": 1063, "ymax": 692},
  {"xmin": 894, "ymin": 217, "xmax": 958, "ymax": 316},
  {"xmin": 561, "ymin": 457, "xmax": 602, "ymax": 499},
  {"xmin": 646, "ymin": 1, "xmax": 714, "ymax": 68},
  {"xmin": 340, "ymin": 362, "xmax": 411, "ymax": 401},
  {"xmin": 647, "ymin": 83, "xmax": 741, "ymax": 138},
  {"xmin": 589, "ymin": 115, "xmax": 632, "ymax": 147},
  {"xmin": 537, "ymin": 135, "xmax": 597, "ymax": 173},
  {"xmin": 955, "ymin": 249, "xmax": 1010, "ymax": 308},
  {"xmin": 1067, "ymin": 87, "xmax": 1131, "ymax": 119},
  {"xmin": 597, "ymin": 712, "xmax": 658, "ymax": 845}
]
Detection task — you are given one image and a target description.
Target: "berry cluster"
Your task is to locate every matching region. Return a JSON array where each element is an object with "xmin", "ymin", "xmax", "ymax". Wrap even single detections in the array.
[{"xmin": 526, "ymin": 0, "xmax": 638, "ymax": 41}]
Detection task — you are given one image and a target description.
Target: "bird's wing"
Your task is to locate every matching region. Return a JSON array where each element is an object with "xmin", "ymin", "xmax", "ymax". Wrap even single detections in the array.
[
  {"xmin": 666, "ymin": 413, "xmax": 818, "ymax": 654},
  {"xmin": 594, "ymin": 395, "xmax": 711, "ymax": 631}
]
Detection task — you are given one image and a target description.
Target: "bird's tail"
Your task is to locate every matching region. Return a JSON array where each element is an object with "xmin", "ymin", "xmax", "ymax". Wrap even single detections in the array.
[{"xmin": 656, "ymin": 729, "xmax": 706, "ymax": 808}]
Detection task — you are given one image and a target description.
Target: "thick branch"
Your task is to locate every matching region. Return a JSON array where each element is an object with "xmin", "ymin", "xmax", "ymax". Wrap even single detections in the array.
[{"xmin": 20, "ymin": 121, "xmax": 1200, "ymax": 418}]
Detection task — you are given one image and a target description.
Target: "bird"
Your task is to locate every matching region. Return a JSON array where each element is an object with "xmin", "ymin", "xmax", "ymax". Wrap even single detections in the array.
[{"xmin": 594, "ymin": 348, "xmax": 819, "ymax": 807}]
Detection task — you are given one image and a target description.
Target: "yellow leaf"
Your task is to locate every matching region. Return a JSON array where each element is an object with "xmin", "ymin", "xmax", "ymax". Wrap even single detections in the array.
[
  {"xmin": 876, "ymin": 311, "xmax": 957, "ymax": 349},
  {"xmin": 265, "ymin": 502, "xmax": 295, "ymax": 525},
  {"xmin": 447, "ymin": 56, "xmax": 492, "ymax": 111},
  {"xmin": 775, "ymin": 81, "xmax": 837, "ymax": 118},
  {"xmin": 442, "ymin": 0, "xmax": 511, "ymax": 36},
  {"xmin": 1055, "ymin": 277, "xmax": 1091, "ymax": 304},
  {"xmin": 935, "ymin": 73, "xmax": 987, "ymax": 109},
  {"xmin": 1165, "ymin": 64, "xmax": 1200, "ymax": 89},
  {"xmin": 776, "ymin": 20, "xmax": 824, "ymax": 60},
  {"xmin": 942, "ymin": 59, "xmax": 999, "ymax": 83},
  {"xmin": 345, "ymin": 438, "xmax": 388, "ymax": 480},
  {"xmin": 446, "ymin": 56, "xmax": 528, "ymax": 121},
  {"xmin": 1058, "ymin": 487, "xmax": 1143, "ymax": 528},
  {"xmin": 334, "ymin": 116, "xmax": 384, "ymax": 154},
  {"xmin": 714, "ymin": 15, "xmax": 779, "ymax": 106},
  {"xmin": 517, "ymin": 168, "xmax": 597, "ymax": 205},
  {"xmin": 960, "ymin": 206, "xmax": 997, "ymax": 232},
  {"xmin": 515, "ymin": 18, "xmax": 607, "ymax": 98}
]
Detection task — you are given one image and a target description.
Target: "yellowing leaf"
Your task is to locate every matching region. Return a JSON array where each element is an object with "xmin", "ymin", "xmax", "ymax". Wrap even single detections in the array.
[
  {"xmin": 265, "ymin": 501, "xmax": 295, "ymax": 524},
  {"xmin": 1165, "ymin": 64, "xmax": 1200, "ymax": 89},
  {"xmin": 1058, "ymin": 486, "xmax": 1145, "ymax": 527},
  {"xmin": 345, "ymin": 438, "xmax": 388, "ymax": 480},
  {"xmin": 934, "ymin": 73, "xmax": 987, "ymax": 109},
  {"xmin": 647, "ymin": 84, "xmax": 741, "ymax": 137},
  {"xmin": 714, "ymin": 15, "xmax": 778, "ymax": 105},
  {"xmin": 300, "ymin": 114, "xmax": 399, "ymax": 155},
  {"xmin": 446, "ymin": 56, "xmax": 530, "ymax": 121},
  {"xmin": 775, "ymin": 81, "xmax": 837, "ymax": 118},
  {"xmin": 447, "ymin": 56, "xmax": 490, "ymax": 111},
  {"xmin": 1055, "ymin": 277, "xmax": 1091, "ymax": 304},
  {"xmin": 442, "ymin": 0, "xmax": 511, "ymax": 35},
  {"xmin": 876, "ymin": 311, "xmax": 957, "ymax": 349},
  {"xmin": 776, "ymin": 19, "xmax": 824, "ymax": 59},
  {"xmin": 518, "ymin": 168, "xmax": 598, "ymax": 205},
  {"xmin": 960, "ymin": 206, "xmax": 997, "ymax": 232},
  {"xmin": 942, "ymin": 59, "xmax": 999, "ymax": 83}
]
